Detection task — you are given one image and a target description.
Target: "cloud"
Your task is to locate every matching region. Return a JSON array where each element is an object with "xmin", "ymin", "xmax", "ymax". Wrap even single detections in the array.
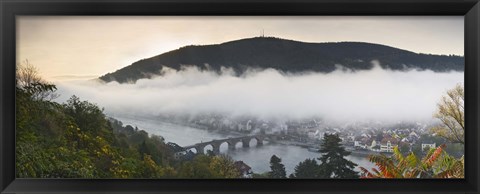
[{"xmin": 54, "ymin": 63, "xmax": 463, "ymax": 123}]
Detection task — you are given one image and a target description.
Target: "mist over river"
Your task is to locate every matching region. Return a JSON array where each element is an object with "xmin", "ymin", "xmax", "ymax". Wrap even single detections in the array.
[{"xmin": 112, "ymin": 115, "xmax": 375, "ymax": 175}]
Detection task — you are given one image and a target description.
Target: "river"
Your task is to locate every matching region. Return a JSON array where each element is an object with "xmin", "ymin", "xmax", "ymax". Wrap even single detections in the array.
[{"xmin": 112, "ymin": 115, "xmax": 376, "ymax": 175}]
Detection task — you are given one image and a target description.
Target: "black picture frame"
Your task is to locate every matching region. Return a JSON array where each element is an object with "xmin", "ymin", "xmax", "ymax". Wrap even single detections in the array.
[{"xmin": 1, "ymin": 0, "xmax": 479, "ymax": 193}]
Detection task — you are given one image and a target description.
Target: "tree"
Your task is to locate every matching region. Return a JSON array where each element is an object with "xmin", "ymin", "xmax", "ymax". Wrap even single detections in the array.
[
  {"xmin": 431, "ymin": 84, "xmax": 464, "ymax": 144},
  {"xmin": 15, "ymin": 63, "xmax": 182, "ymax": 179},
  {"xmin": 16, "ymin": 59, "xmax": 43, "ymax": 88},
  {"xmin": 318, "ymin": 133, "xmax": 359, "ymax": 178},
  {"xmin": 209, "ymin": 155, "xmax": 241, "ymax": 178},
  {"xmin": 290, "ymin": 158, "xmax": 320, "ymax": 178},
  {"xmin": 177, "ymin": 155, "xmax": 215, "ymax": 178},
  {"xmin": 360, "ymin": 145, "xmax": 464, "ymax": 178},
  {"xmin": 140, "ymin": 155, "xmax": 164, "ymax": 178},
  {"xmin": 63, "ymin": 95, "xmax": 113, "ymax": 142},
  {"xmin": 16, "ymin": 60, "xmax": 58, "ymax": 100},
  {"xmin": 138, "ymin": 141, "xmax": 150, "ymax": 158},
  {"xmin": 268, "ymin": 155, "xmax": 286, "ymax": 178},
  {"xmin": 398, "ymin": 143, "xmax": 411, "ymax": 155}
]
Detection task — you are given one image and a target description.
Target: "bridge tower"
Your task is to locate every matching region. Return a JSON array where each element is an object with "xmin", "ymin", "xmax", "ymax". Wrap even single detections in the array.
[
  {"xmin": 256, "ymin": 137, "xmax": 264, "ymax": 146},
  {"xmin": 227, "ymin": 140, "xmax": 237, "ymax": 150},
  {"xmin": 212, "ymin": 142, "xmax": 221, "ymax": 155},
  {"xmin": 195, "ymin": 145, "xmax": 205, "ymax": 155}
]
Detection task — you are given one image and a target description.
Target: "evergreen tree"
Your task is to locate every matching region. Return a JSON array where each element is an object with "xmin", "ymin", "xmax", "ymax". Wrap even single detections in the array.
[
  {"xmin": 318, "ymin": 133, "xmax": 359, "ymax": 178},
  {"xmin": 268, "ymin": 155, "xmax": 286, "ymax": 178},
  {"xmin": 290, "ymin": 158, "xmax": 320, "ymax": 178}
]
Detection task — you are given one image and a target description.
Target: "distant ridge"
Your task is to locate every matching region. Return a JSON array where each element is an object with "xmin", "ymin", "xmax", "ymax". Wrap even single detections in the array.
[{"xmin": 99, "ymin": 37, "xmax": 464, "ymax": 83}]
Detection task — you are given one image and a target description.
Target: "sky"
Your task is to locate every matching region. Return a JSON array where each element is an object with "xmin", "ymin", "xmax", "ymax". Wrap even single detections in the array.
[{"xmin": 16, "ymin": 16, "xmax": 464, "ymax": 81}]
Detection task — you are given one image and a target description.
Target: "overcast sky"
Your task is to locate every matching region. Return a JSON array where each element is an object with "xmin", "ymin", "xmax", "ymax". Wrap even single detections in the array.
[{"xmin": 16, "ymin": 16, "xmax": 464, "ymax": 80}]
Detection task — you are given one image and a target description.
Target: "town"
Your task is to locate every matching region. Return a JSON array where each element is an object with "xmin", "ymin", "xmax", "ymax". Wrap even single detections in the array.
[
  {"xmin": 161, "ymin": 114, "xmax": 464, "ymax": 177},
  {"xmin": 170, "ymin": 114, "xmax": 455, "ymax": 153}
]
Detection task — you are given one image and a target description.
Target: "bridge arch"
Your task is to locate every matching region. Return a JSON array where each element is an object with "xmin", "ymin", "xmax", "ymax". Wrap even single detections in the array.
[
  {"xmin": 187, "ymin": 148, "xmax": 197, "ymax": 154},
  {"xmin": 225, "ymin": 139, "xmax": 241, "ymax": 150},
  {"xmin": 254, "ymin": 136, "xmax": 265, "ymax": 146},
  {"xmin": 249, "ymin": 138, "xmax": 259, "ymax": 147},
  {"xmin": 182, "ymin": 134, "xmax": 277, "ymax": 155},
  {"xmin": 219, "ymin": 141, "xmax": 230, "ymax": 153},
  {"xmin": 263, "ymin": 136, "xmax": 272, "ymax": 144},
  {"xmin": 193, "ymin": 145, "xmax": 206, "ymax": 155},
  {"xmin": 234, "ymin": 141, "xmax": 243, "ymax": 149},
  {"xmin": 204, "ymin": 144, "xmax": 214, "ymax": 155}
]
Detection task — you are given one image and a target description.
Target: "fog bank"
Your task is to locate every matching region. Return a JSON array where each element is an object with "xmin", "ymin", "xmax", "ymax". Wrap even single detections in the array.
[{"xmin": 55, "ymin": 64, "xmax": 463, "ymax": 123}]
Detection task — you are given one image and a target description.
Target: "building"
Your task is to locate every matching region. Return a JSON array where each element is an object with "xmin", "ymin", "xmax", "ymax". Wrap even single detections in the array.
[
  {"xmin": 167, "ymin": 142, "xmax": 188, "ymax": 160},
  {"xmin": 354, "ymin": 140, "xmax": 368, "ymax": 149},
  {"xmin": 422, "ymin": 143, "xmax": 437, "ymax": 151},
  {"xmin": 234, "ymin": 161, "xmax": 253, "ymax": 178},
  {"xmin": 354, "ymin": 139, "xmax": 395, "ymax": 153},
  {"xmin": 380, "ymin": 141, "xmax": 394, "ymax": 153}
]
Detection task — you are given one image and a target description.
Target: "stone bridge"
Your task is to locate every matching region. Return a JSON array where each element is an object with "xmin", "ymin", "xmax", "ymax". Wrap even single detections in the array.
[{"xmin": 183, "ymin": 134, "xmax": 278, "ymax": 155}]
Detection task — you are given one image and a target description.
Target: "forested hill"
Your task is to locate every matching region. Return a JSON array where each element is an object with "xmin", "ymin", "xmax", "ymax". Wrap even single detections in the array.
[{"xmin": 99, "ymin": 37, "xmax": 464, "ymax": 83}]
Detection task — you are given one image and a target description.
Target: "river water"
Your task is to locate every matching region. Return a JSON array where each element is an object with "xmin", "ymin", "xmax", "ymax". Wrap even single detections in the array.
[{"xmin": 113, "ymin": 115, "xmax": 376, "ymax": 175}]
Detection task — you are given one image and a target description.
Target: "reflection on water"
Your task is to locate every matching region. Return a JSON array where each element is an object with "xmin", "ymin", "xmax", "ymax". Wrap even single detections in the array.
[
  {"xmin": 114, "ymin": 115, "xmax": 375, "ymax": 175},
  {"xmin": 222, "ymin": 143, "xmax": 375, "ymax": 174}
]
